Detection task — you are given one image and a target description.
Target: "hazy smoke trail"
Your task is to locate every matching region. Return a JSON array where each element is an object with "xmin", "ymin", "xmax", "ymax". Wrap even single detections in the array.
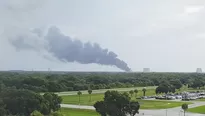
[{"xmin": 8, "ymin": 26, "xmax": 131, "ymax": 71}]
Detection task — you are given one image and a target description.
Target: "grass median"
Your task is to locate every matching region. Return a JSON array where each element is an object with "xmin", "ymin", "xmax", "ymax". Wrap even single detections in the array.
[
  {"xmin": 62, "ymin": 89, "xmax": 156, "ymax": 105},
  {"xmin": 55, "ymin": 86, "xmax": 157, "ymax": 96},
  {"xmin": 138, "ymin": 100, "xmax": 191, "ymax": 109},
  {"xmin": 60, "ymin": 108, "xmax": 99, "ymax": 116},
  {"xmin": 187, "ymin": 105, "xmax": 205, "ymax": 114},
  {"xmin": 196, "ymin": 98, "xmax": 205, "ymax": 101}
]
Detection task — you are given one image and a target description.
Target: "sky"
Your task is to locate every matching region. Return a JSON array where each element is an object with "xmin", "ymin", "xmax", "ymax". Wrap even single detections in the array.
[{"xmin": 1, "ymin": 0, "xmax": 205, "ymax": 72}]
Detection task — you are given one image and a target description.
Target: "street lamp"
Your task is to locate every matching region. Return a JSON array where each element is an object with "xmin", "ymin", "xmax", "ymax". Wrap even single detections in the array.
[
  {"xmin": 166, "ymin": 103, "xmax": 170, "ymax": 116},
  {"xmin": 179, "ymin": 109, "xmax": 183, "ymax": 116}
]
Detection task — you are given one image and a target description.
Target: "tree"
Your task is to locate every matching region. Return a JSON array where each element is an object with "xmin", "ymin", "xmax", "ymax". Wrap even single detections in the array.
[
  {"xmin": 0, "ymin": 87, "xmax": 62, "ymax": 116},
  {"xmin": 0, "ymin": 99, "xmax": 6, "ymax": 116},
  {"xmin": 94, "ymin": 90, "xmax": 140, "ymax": 116},
  {"xmin": 181, "ymin": 103, "xmax": 188, "ymax": 116},
  {"xmin": 129, "ymin": 90, "xmax": 134, "ymax": 97},
  {"xmin": 2, "ymin": 71, "xmax": 205, "ymax": 94},
  {"xmin": 43, "ymin": 93, "xmax": 62, "ymax": 113},
  {"xmin": 156, "ymin": 84, "xmax": 169, "ymax": 94},
  {"xmin": 156, "ymin": 81, "xmax": 176, "ymax": 94},
  {"xmin": 50, "ymin": 111, "xmax": 64, "ymax": 116},
  {"xmin": 170, "ymin": 79, "xmax": 183, "ymax": 90},
  {"xmin": 0, "ymin": 81, "xmax": 5, "ymax": 92},
  {"xmin": 124, "ymin": 101, "xmax": 140, "ymax": 116},
  {"xmin": 1, "ymin": 89, "xmax": 45, "ymax": 116},
  {"xmin": 142, "ymin": 87, "xmax": 146, "ymax": 96},
  {"xmin": 30, "ymin": 110, "xmax": 43, "ymax": 116},
  {"xmin": 77, "ymin": 91, "xmax": 82, "ymax": 105},
  {"xmin": 134, "ymin": 89, "xmax": 138, "ymax": 97},
  {"xmin": 94, "ymin": 101, "xmax": 106, "ymax": 116},
  {"xmin": 169, "ymin": 85, "xmax": 176, "ymax": 93},
  {"xmin": 189, "ymin": 79, "xmax": 204, "ymax": 89},
  {"xmin": 88, "ymin": 89, "xmax": 92, "ymax": 102},
  {"xmin": 40, "ymin": 101, "xmax": 50, "ymax": 115}
]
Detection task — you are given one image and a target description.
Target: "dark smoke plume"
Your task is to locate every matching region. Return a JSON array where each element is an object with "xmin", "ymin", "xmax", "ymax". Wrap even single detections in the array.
[{"xmin": 9, "ymin": 26, "xmax": 131, "ymax": 71}]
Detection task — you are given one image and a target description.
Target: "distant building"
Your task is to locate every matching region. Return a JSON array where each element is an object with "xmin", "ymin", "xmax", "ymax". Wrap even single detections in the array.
[
  {"xmin": 196, "ymin": 68, "xmax": 202, "ymax": 73},
  {"xmin": 143, "ymin": 68, "xmax": 150, "ymax": 72}
]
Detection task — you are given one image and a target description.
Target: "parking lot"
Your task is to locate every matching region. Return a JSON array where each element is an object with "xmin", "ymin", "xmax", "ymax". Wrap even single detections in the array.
[{"xmin": 142, "ymin": 91, "xmax": 205, "ymax": 101}]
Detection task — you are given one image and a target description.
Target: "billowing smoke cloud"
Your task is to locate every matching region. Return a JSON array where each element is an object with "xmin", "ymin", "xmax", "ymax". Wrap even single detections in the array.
[{"xmin": 8, "ymin": 26, "xmax": 131, "ymax": 71}]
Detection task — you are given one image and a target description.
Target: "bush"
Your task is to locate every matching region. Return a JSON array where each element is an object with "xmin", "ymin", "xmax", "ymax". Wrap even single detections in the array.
[
  {"xmin": 50, "ymin": 111, "xmax": 63, "ymax": 116},
  {"xmin": 30, "ymin": 110, "xmax": 43, "ymax": 116}
]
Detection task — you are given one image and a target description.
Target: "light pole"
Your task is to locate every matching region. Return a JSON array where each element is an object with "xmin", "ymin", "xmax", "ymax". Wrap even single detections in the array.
[
  {"xmin": 179, "ymin": 109, "xmax": 183, "ymax": 116},
  {"xmin": 166, "ymin": 103, "xmax": 170, "ymax": 116}
]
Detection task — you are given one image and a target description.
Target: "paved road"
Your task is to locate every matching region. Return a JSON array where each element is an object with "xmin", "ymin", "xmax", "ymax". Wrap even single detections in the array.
[{"xmin": 61, "ymin": 101, "xmax": 205, "ymax": 116}]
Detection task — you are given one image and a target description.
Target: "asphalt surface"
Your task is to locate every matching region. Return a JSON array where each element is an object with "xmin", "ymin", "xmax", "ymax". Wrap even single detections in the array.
[{"xmin": 61, "ymin": 101, "xmax": 205, "ymax": 116}]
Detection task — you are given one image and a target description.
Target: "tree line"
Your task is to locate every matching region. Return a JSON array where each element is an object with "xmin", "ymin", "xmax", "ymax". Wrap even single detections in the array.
[
  {"xmin": 0, "ymin": 84, "xmax": 62, "ymax": 116},
  {"xmin": 0, "ymin": 72, "xmax": 205, "ymax": 93}
]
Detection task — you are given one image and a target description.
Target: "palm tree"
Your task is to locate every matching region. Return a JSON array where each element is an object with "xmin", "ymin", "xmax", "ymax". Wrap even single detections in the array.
[
  {"xmin": 88, "ymin": 89, "xmax": 92, "ymax": 102},
  {"xmin": 181, "ymin": 103, "xmax": 188, "ymax": 116},
  {"xmin": 77, "ymin": 91, "xmax": 82, "ymax": 105},
  {"xmin": 142, "ymin": 87, "xmax": 146, "ymax": 96},
  {"xmin": 134, "ymin": 89, "xmax": 138, "ymax": 97},
  {"xmin": 129, "ymin": 90, "xmax": 134, "ymax": 97}
]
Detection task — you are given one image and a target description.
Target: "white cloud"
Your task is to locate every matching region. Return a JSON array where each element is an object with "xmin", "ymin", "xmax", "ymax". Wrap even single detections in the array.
[{"xmin": 184, "ymin": 6, "xmax": 204, "ymax": 14}]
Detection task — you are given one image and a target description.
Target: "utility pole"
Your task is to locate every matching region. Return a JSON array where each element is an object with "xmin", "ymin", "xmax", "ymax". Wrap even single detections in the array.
[{"xmin": 166, "ymin": 103, "xmax": 170, "ymax": 116}]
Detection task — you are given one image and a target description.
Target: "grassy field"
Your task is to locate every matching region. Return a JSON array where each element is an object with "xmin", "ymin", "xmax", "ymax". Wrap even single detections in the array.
[
  {"xmin": 62, "ymin": 89, "xmax": 192, "ymax": 109},
  {"xmin": 187, "ymin": 105, "xmax": 205, "ymax": 114},
  {"xmin": 62, "ymin": 89, "xmax": 156, "ymax": 105},
  {"xmin": 60, "ymin": 108, "xmax": 99, "ymax": 116},
  {"xmin": 55, "ymin": 85, "xmax": 203, "ymax": 96},
  {"xmin": 59, "ymin": 85, "xmax": 199, "ymax": 110},
  {"xmin": 59, "ymin": 102, "xmax": 191, "ymax": 116},
  {"xmin": 55, "ymin": 86, "xmax": 157, "ymax": 96},
  {"xmin": 196, "ymin": 98, "xmax": 205, "ymax": 101},
  {"xmin": 138, "ymin": 100, "xmax": 191, "ymax": 109},
  {"xmin": 62, "ymin": 93, "xmax": 104, "ymax": 105}
]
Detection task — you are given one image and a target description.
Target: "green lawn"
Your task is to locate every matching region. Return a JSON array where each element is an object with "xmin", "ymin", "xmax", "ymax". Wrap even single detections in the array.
[
  {"xmin": 62, "ymin": 89, "xmax": 156, "ymax": 105},
  {"xmin": 55, "ymin": 86, "xmax": 157, "ymax": 96},
  {"xmin": 196, "ymin": 98, "xmax": 205, "ymax": 101},
  {"xmin": 187, "ymin": 105, "xmax": 205, "ymax": 114},
  {"xmin": 62, "ymin": 93, "xmax": 104, "ymax": 105},
  {"xmin": 60, "ymin": 108, "xmax": 99, "ymax": 116},
  {"xmin": 59, "ymin": 102, "xmax": 190, "ymax": 116},
  {"xmin": 138, "ymin": 100, "xmax": 191, "ymax": 109},
  {"xmin": 62, "ymin": 90, "xmax": 192, "ymax": 109}
]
